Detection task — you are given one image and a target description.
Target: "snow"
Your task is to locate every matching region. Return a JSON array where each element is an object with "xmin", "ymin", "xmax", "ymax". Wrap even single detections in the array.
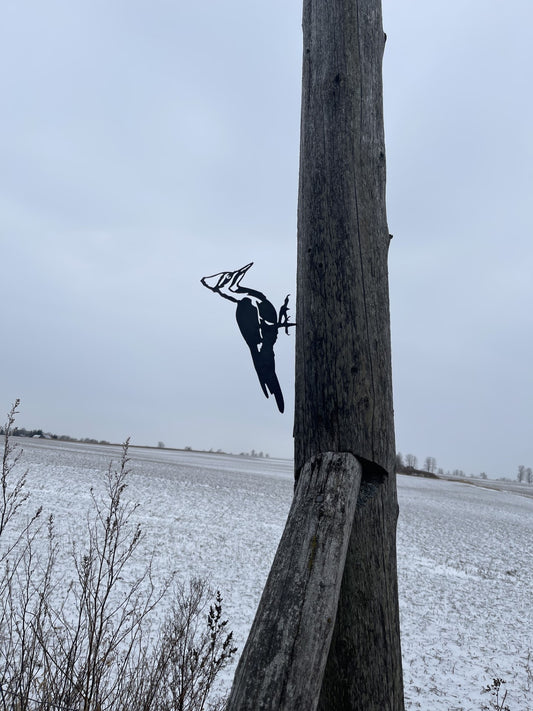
[
  {"xmin": 397, "ymin": 475, "xmax": 533, "ymax": 709},
  {"xmin": 8, "ymin": 439, "xmax": 533, "ymax": 709}
]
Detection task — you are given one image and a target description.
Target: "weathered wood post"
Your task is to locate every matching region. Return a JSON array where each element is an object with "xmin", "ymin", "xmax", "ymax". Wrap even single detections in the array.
[
  {"xmin": 295, "ymin": 0, "xmax": 404, "ymax": 707},
  {"xmin": 226, "ymin": 0, "xmax": 404, "ymax": 708}
]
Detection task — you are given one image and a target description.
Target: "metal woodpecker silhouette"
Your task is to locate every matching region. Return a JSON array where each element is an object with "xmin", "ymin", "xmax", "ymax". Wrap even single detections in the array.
[{"xmin": 201, "ymin": 262, "xmax": 295, "ymax": 413}]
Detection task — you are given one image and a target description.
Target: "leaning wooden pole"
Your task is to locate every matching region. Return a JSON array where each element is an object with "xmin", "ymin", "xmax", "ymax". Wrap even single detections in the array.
[
  {"xmin": 227, "ymin": 0, "xmax": 404, "ymax": 709},
  {"xmin": 226, "ymin": 452, "xmax": 362, "ymax": 710},
  {"xmin": 295, "ymin": 0, "xmax": 404, "ymax": 708}
]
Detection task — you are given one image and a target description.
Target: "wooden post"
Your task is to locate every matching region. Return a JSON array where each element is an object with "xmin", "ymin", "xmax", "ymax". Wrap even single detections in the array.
[
  {"xmin": 227, "ymin": 0, "xmax": 404, "ymax": 708},
  {"xmin": 226, "ymin": 453, "xmax": 361, "ymax": 710},
  {"xmin": 294, "ymin": 0, "xmax": 394, "ymax": 479},
  {"xmin": 295, "ymin": 0, "xmax": 404, "ymax": 708}
]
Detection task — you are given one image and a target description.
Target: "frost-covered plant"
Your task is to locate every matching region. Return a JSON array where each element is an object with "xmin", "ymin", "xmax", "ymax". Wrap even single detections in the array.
[
  {"xmin": 0, "ymin": 398, "xmax": 42, "ymax": 546},
  {"xmin": 482, "ymin": 678, "xmax": 510, "ymax": 711},
  {"xmin": 525, "ymin": 650, "xmax": 533, "ymax": 693},
  {"xmin": 115, "ymin": 579, "xmax": 238, "ymax": 711},
  {"xmin": 0, "ymin": 400, "xmax": 46, "ymax": 709},
  {"xmin": 0, "ymin": 402, "xmax": 237, "ymax": 711}
]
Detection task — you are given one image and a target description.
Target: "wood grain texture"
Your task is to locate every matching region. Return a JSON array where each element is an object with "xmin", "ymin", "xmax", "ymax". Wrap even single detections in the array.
[
  {"xmin": 317, "ymin": 475, "xmax": 404, "ymax": 710},
  {"xmin": 226, "ymin": 452, "xmax": 362, "ymax": 711},
  {"xmin": 294, "ymin": 0, "xmax": 394, "ymax": 480},
  {"xmin": 294, "ymin": 0, "xmax": 405, "ymax": 708}
]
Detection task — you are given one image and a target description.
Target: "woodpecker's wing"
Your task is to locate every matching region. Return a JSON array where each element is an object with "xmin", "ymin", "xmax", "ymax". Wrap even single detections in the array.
[{"xmin": 235, "ymin": 299, "xmax": 285, "ymax": 412}]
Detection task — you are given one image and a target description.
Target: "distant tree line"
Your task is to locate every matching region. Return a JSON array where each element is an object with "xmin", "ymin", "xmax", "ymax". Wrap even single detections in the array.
[
  {"xmin": 239, "ymin": 449, "xmax": 270, "ymax": 458},
  {"xmin": 396, "ymin": 452, "xmax": 436, "ymax": 474},
  {"xmin": 396, "ymin": 452, "xmax": 533, "ymax": 483},
  {"xmin": 182, "ymin": 446, "xmax": 271, "ymax": 458},
  {"xmin": 517, "ymin": 465, "xmax": 533, "ymax": 484},
  {"xmin": 0, "ymin": 426, "xmax": 47, "ymax": 438},
  {"xmin": 396, "ymin": 452, "xmax": 468, "ymax": 479},
  {"xmin": 3, "ymin": 426, "xmax": 273, "ymax": 459},
  {"xmin": 0, "ymin": 425, "xmax": 110, "ymax": 446},
  {"xmin": 395, "ymin": 453, "xmax": 437, "ymax": 478}
]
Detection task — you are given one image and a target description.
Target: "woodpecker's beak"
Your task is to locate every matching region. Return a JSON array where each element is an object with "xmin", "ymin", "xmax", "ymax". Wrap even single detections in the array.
[{"xmin": 230, "ymin": 262, "xmax": 253, "ymax": 289}]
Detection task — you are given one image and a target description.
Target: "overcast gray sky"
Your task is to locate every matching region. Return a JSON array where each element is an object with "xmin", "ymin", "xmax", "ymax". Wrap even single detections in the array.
[{"xmin": 1, "ymin": 1, "xmax": 532, "ymax": 478}]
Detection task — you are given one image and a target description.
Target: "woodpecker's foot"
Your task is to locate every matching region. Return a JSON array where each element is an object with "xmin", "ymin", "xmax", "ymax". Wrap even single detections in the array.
[{"xmin": 278, "ymin": 295, "xmax": 296, "ymax": 335}]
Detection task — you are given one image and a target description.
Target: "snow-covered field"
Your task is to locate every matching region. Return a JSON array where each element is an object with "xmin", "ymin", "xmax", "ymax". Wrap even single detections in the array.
[
  {"xmin": 398, "ymin": 475, "xmax": 533, "ymax": 709},
  {"xmin": 9, "ymin": 439, "xmax": 533, "ymax": 709}
]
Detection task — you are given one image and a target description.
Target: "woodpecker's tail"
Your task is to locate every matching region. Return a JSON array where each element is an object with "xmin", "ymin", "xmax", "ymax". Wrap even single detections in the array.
[
  {"xmin": 265, "ymin": 370, "xmax": 284, "ymax": 414},
  {"xmin": 251, "ymin": 349, "xmax": 285, "ymax": 413}
]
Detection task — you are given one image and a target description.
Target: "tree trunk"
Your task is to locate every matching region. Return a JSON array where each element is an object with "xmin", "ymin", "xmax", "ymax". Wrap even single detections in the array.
[
  {"xmin": 227, "ymin": 0, "xmax": 404, "ymax": 708},
  {"xmin": 294, "ymin": 0, "xmax": 393, "ymax": 478},
  {"xmin": 295, "ymin": 0, "xmax": 404, "ymax": 708}
]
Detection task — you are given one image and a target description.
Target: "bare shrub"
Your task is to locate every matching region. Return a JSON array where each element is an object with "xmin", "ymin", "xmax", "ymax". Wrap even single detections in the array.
[
  {"xmin": 0, "ymin": 399, "xmax": 42, "ymax": 551},
  {"xmin": 0, "ymin": 401, "xmax": 236, "ymax": 710},
  {"xmin": 116, "ymin": 579, "xmax": 237, "ymax": 711}
]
